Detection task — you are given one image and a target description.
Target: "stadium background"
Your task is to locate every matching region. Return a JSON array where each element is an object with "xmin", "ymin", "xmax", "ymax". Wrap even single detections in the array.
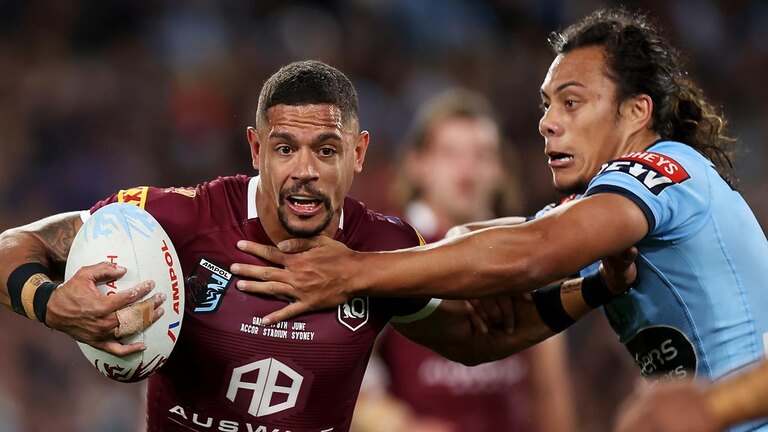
[{"xmin": 0, "ymin": 0, "xmax": 766, "ymax": 431}]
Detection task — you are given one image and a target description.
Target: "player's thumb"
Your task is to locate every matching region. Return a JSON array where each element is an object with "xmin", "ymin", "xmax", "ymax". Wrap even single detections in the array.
[{"xmin": 619, "ymin": 246, "xmax": 638, "ymax": 264}]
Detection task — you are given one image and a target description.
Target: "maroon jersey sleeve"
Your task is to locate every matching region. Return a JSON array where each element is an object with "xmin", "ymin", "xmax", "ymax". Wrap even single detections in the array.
[{"xmin": 89, "ymin": 175, "xmax": 251, "ymax": 250}]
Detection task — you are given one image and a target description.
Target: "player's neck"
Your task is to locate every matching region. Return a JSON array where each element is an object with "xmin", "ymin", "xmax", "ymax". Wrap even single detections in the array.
[{"xmin": 615, "ymin": 130, "xmax": 662, "ymax": 159}]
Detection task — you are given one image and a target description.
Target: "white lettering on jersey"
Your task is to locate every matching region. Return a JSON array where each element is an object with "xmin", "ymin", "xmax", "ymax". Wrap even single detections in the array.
[
  {"xmin": 598, "ymin": 161, "xmax": 676, "ymax": 195},
  {"xmin": 226, "ymin": 358, "xmax": 304, "ymax": 417}
]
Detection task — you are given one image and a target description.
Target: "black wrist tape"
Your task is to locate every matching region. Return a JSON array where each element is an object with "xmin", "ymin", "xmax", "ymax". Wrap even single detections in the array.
[
  {"xmin": 34, "ymin": 282, "xmax": 60, "ymax": 325},
  {"xmin": 581, "ymin": 271, "xmax": 614, "ymax": 308},
  {"xmin": 532, "ymin": 283, "xmax": 576, "ymax": 333},
  {"xmin": 7, "ymin": 263, "xmax": 49, "ymax": 318}
]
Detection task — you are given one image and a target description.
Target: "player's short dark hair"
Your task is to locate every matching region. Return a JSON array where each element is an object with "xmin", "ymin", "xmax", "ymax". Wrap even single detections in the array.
[
  {"xmin": 549, "ymin": 8, "xmax": 737, "ymax": 187},
  {"xmin": 256, "ymin": 60, "xmax": 359, "ymax": 127}
]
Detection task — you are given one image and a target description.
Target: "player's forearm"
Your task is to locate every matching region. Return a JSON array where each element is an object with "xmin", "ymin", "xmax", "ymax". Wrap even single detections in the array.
[
  {"xmin": 0, "ymin": 212, "xmax": 82, "ymax": 311},
  {"xmin": 398, "ymin": 297, "xmax": 553, "ymax": 366},
  {"xmin": 358, "ymin": 224, "xmax": 578, "ymax": 299},
  {"xmin": 0, "ymin": 229, "xmax": 48, "ymax": 310}
]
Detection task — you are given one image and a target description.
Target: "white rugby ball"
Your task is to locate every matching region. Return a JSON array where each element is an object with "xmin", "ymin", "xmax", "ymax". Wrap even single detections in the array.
[{"xmin": 65, "ymin": 202, "xmax": 184, "ymax": 382}]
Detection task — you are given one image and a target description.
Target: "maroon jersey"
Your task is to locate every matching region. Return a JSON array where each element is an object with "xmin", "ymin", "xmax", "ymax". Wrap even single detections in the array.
[
  {"xmin": 377, "ymin": 202, "xmax": 537, "ymax": 432},
  {"xmin": 89, "ymin": 175, "xmax": 431, "ymax": 432},
  {"xmin": 378, "ymin": 330, "xmax": 535, "ymax": 432}
]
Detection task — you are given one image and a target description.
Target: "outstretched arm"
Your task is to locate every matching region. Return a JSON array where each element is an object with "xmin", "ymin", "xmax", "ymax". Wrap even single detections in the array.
[
  {"xmin": 393, "ymin": 247, "xmax": 636, "ymax": 365},
  {"xmin": 0, "ymin": 212, "xmax": 164, "ymax": 356},
  {"xmin": 232, "ymin": 193, "xmax": 647, "ymax": 324}
]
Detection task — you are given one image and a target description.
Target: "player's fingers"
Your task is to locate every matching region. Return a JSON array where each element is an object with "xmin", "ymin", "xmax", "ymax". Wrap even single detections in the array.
[
  {"xmin": 236, "ymin": 240, "xmax": 287, "ymax": 264},
  {"xmin": 276, "ymin": 237, "xmax": 316, "ymax": 253},
  {"xmin": 262, "ymin": 302, "xmax": 308, "ymax": 326},
  {"xmin": 465, "ymin": 301, "xmax": 488, "ymax": 333},
  {"xmin": 79, "ymin": 261, "xmax": 128, "ymax": 283},
  {"xmin": 467, "ymin": 299, "xmax": 492, "ymax": 330},
  {"xmin": 497, "ymin": 296, "xmax": 515, "ymax": 334},
  {"xmin": 106, "ymin": 280, "xmax": 157, "ymax": 311},
  {"xmin": 230, "ymin": 263, "xmax": 290, "ymax": 283},
  {"xmin": 96, "ymin": 340, "xmax": 147, "ymax": 357},
  {"xmin": 236, "ymin": 279, "xmax": 293, "ymax": 298},
  {"xmin": 622, "ymin": 246, "xmax": 639, "ymax": 263},
  {"xmin": 481, "ymin": 298, "xmax": 504, "ymax": 327},
  {"xmin": 114, "ymin": 297, "xmax": 159, "ymax": 338}
]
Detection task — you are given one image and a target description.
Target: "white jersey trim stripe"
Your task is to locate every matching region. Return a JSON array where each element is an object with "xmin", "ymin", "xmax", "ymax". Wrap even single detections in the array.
[
  {"xmin": 247, "ymin": 176, "xmax": 260, "ymax": 219},
  {"xmin": 390, "ymin": 298, "xmax": 442, "ymax": 323}
]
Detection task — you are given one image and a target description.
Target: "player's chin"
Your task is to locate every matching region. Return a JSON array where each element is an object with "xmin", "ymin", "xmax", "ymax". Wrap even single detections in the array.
[
  {"xmin": 551, "ymin": 173, "xmax": 585, "ymax": 195},
  {"xmin": 282, "ymin": 215, "xmax": 332, "ymax": 238}
]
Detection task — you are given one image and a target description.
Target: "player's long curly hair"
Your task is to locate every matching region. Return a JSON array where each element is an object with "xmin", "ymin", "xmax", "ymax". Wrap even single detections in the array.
[{"xmin": 549, "ymin": 8, "xmax": 738, "ymax": 187}]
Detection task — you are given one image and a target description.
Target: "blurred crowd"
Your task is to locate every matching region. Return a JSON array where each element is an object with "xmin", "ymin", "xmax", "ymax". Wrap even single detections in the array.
[{"xmin": 0, "ymin": 0, "xmax": 766, "ymax": 431}]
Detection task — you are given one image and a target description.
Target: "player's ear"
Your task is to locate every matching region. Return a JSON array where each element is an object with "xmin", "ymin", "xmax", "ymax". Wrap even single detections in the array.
[
  {"xmin": 353, "ymin": 130, "xmax": 370, "ymax": 173},
  {"xmin": 621, "ymin": 93, "xmax": 654, "ymax": 135},
  {"xmin": 247, "ymin": 126, "xmax": 261, "ymax": 170}
]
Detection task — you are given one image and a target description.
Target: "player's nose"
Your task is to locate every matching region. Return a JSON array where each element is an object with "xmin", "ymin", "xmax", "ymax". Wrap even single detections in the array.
[{"xmin": 290, "ymin": 149, "xmax": 320, "ymax": 181}]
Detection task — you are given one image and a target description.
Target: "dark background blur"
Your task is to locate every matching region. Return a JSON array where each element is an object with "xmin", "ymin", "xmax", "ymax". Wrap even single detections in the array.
[{"xmin": 0, "ymin": 0, "xmax": 766, "ymax": 431}]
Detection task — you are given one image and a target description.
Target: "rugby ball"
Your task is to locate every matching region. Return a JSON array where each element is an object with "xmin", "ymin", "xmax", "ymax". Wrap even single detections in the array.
[{"xmin": 65, "ymin": 202, "xmax": 184, "ymax": 382}]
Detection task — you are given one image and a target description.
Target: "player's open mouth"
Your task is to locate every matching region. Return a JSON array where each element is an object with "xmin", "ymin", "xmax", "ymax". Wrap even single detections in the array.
[
  {"xmin": 548, "ymin": 152, "xmax": 574, "ymax": 168},
  {"xmin": 287, "ymin": 195, "xmax": 324, "ymax": 216}
]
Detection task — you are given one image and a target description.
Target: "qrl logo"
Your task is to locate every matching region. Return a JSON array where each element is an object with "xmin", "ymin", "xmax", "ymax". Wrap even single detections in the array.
[
  {"xmin": 337, "ymin": 297, "xmax": 369, "ymax": 331},
  {"xmin": 226, "ymin": 359, "xmax": 304, "ymax": 417}
]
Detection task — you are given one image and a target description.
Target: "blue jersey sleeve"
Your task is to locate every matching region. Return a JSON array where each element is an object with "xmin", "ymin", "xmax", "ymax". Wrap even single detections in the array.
[{"xmin": 584, "ymin": 142, "xmax": 713, "ymax": 242}]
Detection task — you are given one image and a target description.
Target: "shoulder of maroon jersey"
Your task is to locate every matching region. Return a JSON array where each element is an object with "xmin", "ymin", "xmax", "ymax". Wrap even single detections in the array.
[
  {"xmin": 340, "ymin": 197, "xmax": 422, "ymax": 251},
  {"xmin": 91, "ymin": 175, "xmax": 252, "ymax": 246}
]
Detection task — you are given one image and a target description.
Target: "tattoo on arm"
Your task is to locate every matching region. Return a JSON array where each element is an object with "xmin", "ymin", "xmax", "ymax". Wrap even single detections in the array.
[
  {"xmin": 33, "ymin": 216, "xmax": 79, "ymax": 264},
  {"xmin": 20, "ymin": 212, "xmax": 83, "ymax": 278}
]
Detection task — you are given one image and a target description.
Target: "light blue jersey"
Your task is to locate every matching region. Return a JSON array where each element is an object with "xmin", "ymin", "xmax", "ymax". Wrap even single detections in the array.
[{"xmin": 584, "ymin": 141, "xmax": 768, "ymax": 429}]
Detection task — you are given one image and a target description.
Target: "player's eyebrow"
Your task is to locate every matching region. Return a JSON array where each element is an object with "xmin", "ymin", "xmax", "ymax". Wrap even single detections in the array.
[
  {"xmin": 269, "ymin": 131, "xmax": 296, "ymax": 142},
  {"xmin": 540, "ymin": 80, "xmax": 586, "ymax": 99},
  {"xmin": 313, "ymin": 132, "xmax": 343, "ymax": 145},
  {"xmin": 268, "ymin": 131, "xmax": 343, "ymax": 144}
]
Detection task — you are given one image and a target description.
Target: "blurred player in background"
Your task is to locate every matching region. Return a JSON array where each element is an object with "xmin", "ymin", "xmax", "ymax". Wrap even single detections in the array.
[
  {"xmin": 352, "ymin": 89, "xmax": 575, "ymax": 432},
  {"xmin": 0, "ymin": 60, "xmax": 635, "ymax": 431},
  {"xmin": 233, "ymin": 9, "xmax": 768, "ymax": 431}
]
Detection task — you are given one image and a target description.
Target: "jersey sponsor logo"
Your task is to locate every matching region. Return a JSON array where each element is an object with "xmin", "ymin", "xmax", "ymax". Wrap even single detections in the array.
[
  {"xmin": 164, "ymin": 186, "xmax": 198, "ymax": 198},
  {"xmin": 187, "ymin": 257, "xmax": 233, "ymax": 314},
  {"xmin": 117, "ymin": 186, "xmax": 149, "ymax": 209},
  {"xmin": 227, "ymin": 358, "xmax": 305, "ymax": 418},
  {"xmin": 625, "ymin": 325, "xmax": 697, "ymax": 382},
  {"xmin": 418, "ymin": 355, "xmax": 527, "ymax": 394},
  {"xmin": 167, "ymin": 405, "xmax": 335, "ymax": 431},
  {"xmin": 337, "ymin": 297, "xmax": 369, "ymax": 331},
  {"xmin": 597, "ymin": 152, "xmax": 690, "ymax": 195},
  {"xmin": 161, "ymin": 240, "xmax": 182, "ymax": 342}
]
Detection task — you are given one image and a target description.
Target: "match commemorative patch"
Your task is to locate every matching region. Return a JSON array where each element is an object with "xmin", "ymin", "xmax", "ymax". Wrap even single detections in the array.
[
  {"xmin": 187, "ymin": 257, "xmax": 233, "ymax": 314},
  {"xmin": 597, "ymin": 151, "xmax": 690, "ymax": 195}
]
